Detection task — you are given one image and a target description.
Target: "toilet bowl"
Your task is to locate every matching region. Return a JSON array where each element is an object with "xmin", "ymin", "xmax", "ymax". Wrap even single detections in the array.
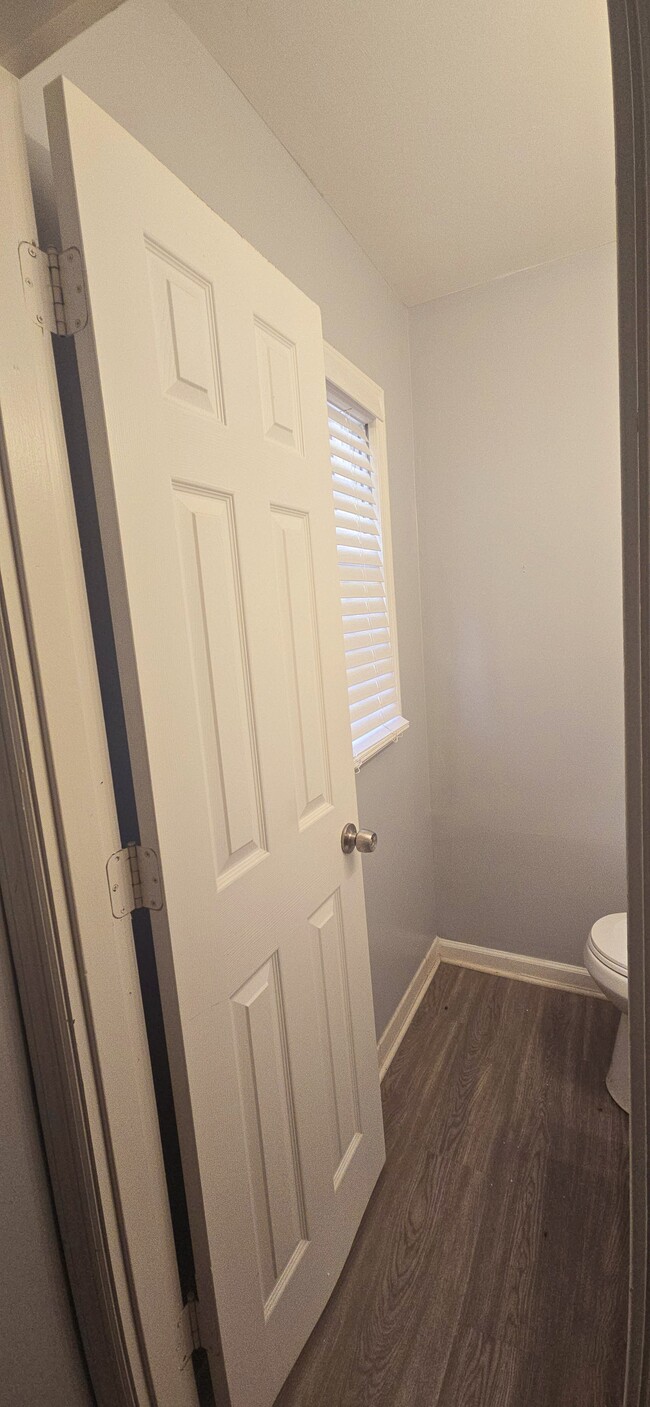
[{"xmin": 584, "ymin": 913, "xmax": 629, "ymax": 1113}]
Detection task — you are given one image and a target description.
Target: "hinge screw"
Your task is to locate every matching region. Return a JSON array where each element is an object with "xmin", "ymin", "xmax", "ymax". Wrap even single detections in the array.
[
  {"xmin": 25, "ymin": 278, "xmax": 32, "ymax": 287},
  {"xmin": 28, "ymin": 245, "xmax": 37, "ymax": 258}
]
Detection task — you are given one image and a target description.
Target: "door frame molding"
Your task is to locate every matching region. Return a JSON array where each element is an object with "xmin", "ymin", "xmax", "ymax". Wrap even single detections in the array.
[
  {"xmin": 0, "ymin": 526, "xmax": 138, "ymax": 1406},
  {"xmin": 0, "ymin": 65, "xmax": 198, "ymax": 1407},
  {"xmin": 608, "ymin": 3, "xmax": 650, "ymax": 1403}
]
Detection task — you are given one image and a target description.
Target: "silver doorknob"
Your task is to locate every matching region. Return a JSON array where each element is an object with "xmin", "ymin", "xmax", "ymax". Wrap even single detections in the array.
[{"xmin": 341, "ymin": 823, "xmax": 378, "ymax": 855}]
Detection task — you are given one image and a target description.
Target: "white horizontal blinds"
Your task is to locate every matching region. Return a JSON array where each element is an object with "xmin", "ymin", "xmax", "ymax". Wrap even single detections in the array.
[{"xmin": 328, "ymin": 394, "xmax": 402, "ymax": 762}]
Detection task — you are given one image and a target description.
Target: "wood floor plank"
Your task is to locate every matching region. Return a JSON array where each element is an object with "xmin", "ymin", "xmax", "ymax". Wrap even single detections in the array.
[{"xmin": 274, "ymin": 966, "xmax": 629, "ymax": 1407}]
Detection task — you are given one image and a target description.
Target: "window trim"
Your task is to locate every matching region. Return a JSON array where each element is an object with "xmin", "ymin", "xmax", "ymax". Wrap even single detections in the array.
[{"xmin": 324, "ymin": 342, "xmax": 409, "ymax": 768}]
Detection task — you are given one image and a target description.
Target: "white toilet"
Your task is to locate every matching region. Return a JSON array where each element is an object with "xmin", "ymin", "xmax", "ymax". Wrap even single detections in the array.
[{"xmin": 584, "ymin": 912, "xmax": 629, "ymax": 1113}]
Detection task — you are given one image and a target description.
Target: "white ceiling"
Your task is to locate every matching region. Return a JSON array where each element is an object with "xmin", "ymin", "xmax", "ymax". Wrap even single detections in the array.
[{"xmin": 172, "ymin": 0, "xmax": 616, "ymax": 305}]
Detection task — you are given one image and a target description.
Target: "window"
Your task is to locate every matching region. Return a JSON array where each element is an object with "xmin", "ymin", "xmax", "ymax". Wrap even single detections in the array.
[{"xmin": 324, "ymin": 344, "xmax": 408, "ymax": 768}]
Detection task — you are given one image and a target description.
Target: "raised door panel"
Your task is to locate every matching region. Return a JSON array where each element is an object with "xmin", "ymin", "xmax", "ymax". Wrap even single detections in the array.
[
  {"xmin": 271, "ymin": 506, "xmax": 332, "ymax": 829},
  {"xmin": 231, "ymin": 953, "xmax": 309, "ymax": 1317},
  {"xmin": 146, "ymin": 238, "xmax": 225, "ymax": 420},
  {"xmin": 174, "ymin": 484, "xmax": 267, "ymax": 888},
  {"xmin": 309, "ymin": 892, "xmax": 362, "ymax": 1188},
  {"xmin": 255, "ymin": 318, "xmax": 304, "ymax": 454}
]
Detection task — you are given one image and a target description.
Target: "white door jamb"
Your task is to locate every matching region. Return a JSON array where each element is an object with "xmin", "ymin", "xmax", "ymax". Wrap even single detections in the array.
[
  {"xmin": 0, "ymin": 65, "xmax": 199, "ymax": 1407},
  {"xmin": 607, "ymin": 5, "xmax": 650, "ymax": 1404}
]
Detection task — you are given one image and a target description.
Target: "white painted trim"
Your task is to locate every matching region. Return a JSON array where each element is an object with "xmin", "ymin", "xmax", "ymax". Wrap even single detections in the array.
[
  {"xmin": 377, "ymin": 938, "xmax": 442, "ymax": 1080},
  {"xmin": 437, "ymin": 937, "xmax": 603, "ymax": 997},
  {"xmin": 323, "ymin": 342, "xmax": 385, "ymax": 422},
  {"xmin": 377, "ymin": 933, "xmax": 604, "ymax": 1080},
  {"xmin": 0, "ymin": 65, "xmax": 197, "ymax": 1407},
  {"xmin": 607, "ymin": 5, "xmax": 650, "ymax": 1398}
]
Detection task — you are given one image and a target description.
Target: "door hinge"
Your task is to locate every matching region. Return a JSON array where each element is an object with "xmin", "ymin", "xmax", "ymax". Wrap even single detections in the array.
[
  {"xmin": 19, "ymin": 241, "xmax": 88, "ymax": 336},
  {"xmin": 107, "ymin": 843, "xmax": 163, "ymax": 918},
  {"xmin": 182, "ymin": 1292, "xmax": 202, "ymax": 1355}
]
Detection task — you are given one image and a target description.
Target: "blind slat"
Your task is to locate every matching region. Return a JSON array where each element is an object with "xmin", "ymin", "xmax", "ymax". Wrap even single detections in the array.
[
  {"xmin": 346, "ymin": 657, "xmax": 393, "ymax": 681},
  {"xmin": 350, "ymin": 688, "xmax": 398, "ymax": 725},
  {"xmin": 341, "ymin": 595, "xmax": 387, "ymax": 611},
  {"xmin": 331, "ymin": 463, "xmax": 375, "ymax": 494},
  {"xmin": 336, "ymin": 535, "xmax": 383, "ymax": 556},
  {"xmin": 344, "ymin": 634, "xmax": 390, "ymax": 652},
  {"xmin": 341, "ymin": 589, "xmax": 385, "ymax": 601},
  {"xmin": 333, "ymin": 491, "xmax": 378, "ymax": 516},
  {"xmin": 349, "ymin": 673, "xmax": 396, "ymax": 705},
  {"xmin": 328, "ymin": 417, "xmax": 371, "ymax": 449},
  {"xmin": 330, "ymin": 439, "xmax": 372, "ymax": 469},
  {"xmin": 340, "ymin": 562, "xmax": 385, "ymax": 578},
  {"xmin": 331, "ymin": 441, "xmax": 372, "ymax": 465},
  {"xmin": 337, "ymin": 546, "xmax": 383, "ymax": 565},
  {"xmin": 332, "ymin": 472, "xmax": 375, "ymax": 504},
  {"xmin": 346, "ymin": 646, "xmax": 393, "ymax": 674},
  {"xmin": 342, "ymin": 616, "xmax": 389, "ymax": 633}
]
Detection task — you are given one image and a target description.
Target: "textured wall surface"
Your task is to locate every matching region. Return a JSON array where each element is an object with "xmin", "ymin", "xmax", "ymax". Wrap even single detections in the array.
[{"xmin": 410, "ymin": 245, "xmax": 626, "ymax": 965}]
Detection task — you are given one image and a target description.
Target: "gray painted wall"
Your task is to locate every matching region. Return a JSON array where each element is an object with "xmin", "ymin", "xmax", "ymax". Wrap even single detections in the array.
[
  {"xmin": 0, "ymin": 904, "xmax": 91, "ymax": 1406},
  {"xmin": 409, "ymin": 245, "xmax": 626, "ymax": 966},
  {"xmin": 20, "ymin": 0, "xmax": 436, "ymax": 1038}
]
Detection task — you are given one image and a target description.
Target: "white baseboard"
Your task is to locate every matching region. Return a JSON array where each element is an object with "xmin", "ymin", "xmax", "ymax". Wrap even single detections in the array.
[
  {"xmin": 437, "ymin": 936, "xmax": 602, "ymax": 998},
  {"xmin": 377, "ymin": 934, "xmax": 602, "ymax": 1080},
  {"xmin": 377, "ymin": 938, "xmax": 441, "ymax": 1081}
]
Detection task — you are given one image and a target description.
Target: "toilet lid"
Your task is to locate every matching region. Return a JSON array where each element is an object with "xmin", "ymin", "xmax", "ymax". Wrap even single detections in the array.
[{"xmin": 588, "ymin": 912, "xmax": 628, "ymax": 976}]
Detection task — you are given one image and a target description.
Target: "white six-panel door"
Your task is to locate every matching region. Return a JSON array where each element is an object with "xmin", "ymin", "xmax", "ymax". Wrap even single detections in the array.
[{"xmin": 46, "ymin": 78, "xmax": 385, "ymax": 1407}]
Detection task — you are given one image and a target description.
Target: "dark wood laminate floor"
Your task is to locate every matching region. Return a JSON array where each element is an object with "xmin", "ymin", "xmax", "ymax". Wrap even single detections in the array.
[{"xmin": 275, "ymin": 966, "xmax": 629, "ymax": 1407}]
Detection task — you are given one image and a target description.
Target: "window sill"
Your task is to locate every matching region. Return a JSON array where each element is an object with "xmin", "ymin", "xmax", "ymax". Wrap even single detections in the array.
[{"xmin": 353, "ymin": 717, "xmax": 409, "ymax": 771}]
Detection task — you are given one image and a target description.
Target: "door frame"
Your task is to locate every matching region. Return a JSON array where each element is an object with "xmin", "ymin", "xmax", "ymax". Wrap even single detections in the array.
[
  {"xmin": 0, "ymin": 65, "xmax": 199, "ymax": 1407},
  {"xmin": 608, "ymin": 3, "xmax": 650, "ymax": 1403}
]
